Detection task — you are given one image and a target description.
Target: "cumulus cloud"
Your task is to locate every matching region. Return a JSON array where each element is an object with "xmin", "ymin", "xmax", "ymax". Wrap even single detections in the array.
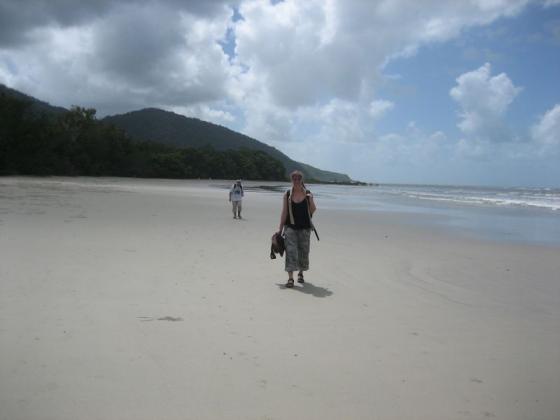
[
  {"xmin": 242, "ymin": 96, "xmax": 394, "ymax": 146},
  {"xmin": 0, "ymin": 0, "xmax": 541, "ymax": 122},
  {"xmin": 369, "ymin": 100, "xmax": 394, "ymax": 119},
  {"xmin": 230, "ymin": 0, "xmax": 541, "ymax": 145},
  {"xmin": 0, "ymin": 0, "xmax": 238, "ymax": 116},
  {"xmin": 170, "ymin": 103, "xmax": 236, "ymax": 126},
  {"xmin": 0, "ymin": 0, "xmax": 234, "ymax": 47},
  {"xmin": 234, "ymin": 0, "xmax": 530, "ymax": 109},
  {"xmin": 450, "ymin": 63, "xmax": 521, "ymax": 142},
  {"xmin": 532, "ymin": 104, "xmax": 560, "ymax": 149},
  {"xmin": 241, "ymin": 87, "xmax": 297, "ymax": 144},
  {"xmin": 372, "ymin": 123, "xmax": 449, "ymax": 164},
  {"xmin": 90, "ymin": 3, "xmax": 235, "ymax": 104},
  {"xmin": 293, "ymin": 123, "xmax": 454, "ymax": 183},
  {"xmin": 317, "ymin": 99, "xmax": 371, "ymax": 143}
]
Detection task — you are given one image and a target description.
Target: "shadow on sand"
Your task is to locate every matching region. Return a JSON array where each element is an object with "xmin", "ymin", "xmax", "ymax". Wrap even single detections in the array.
[{"xmin": 276, "ymin": 281, "xmax": 333, "ymax": 298}]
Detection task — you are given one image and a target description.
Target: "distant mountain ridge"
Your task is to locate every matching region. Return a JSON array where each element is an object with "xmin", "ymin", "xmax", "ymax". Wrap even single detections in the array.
[
  {"xmin": 103, "ymin": 108, "xmax": 351, "ymax": 182},
  {"xmin": 1, "ymin": 84, "xmax": 351, "ymax": 182}
]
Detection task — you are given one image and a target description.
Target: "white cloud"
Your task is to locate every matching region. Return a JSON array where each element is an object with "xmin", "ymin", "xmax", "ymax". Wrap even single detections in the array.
[
  {"xmin": 242, "ymin": 91, "xmax": 296, "ymax": 144},
  {"xmin": 374, "ymin": 124, "xmax": 450, "ymax": 164},
  {"xmin": 1, "ymin": 0, "xmax": 539, "ymax": 124},
  {"xmin": 234, "ymin": 0, "xmax": 531, "ymax": 111},
  {"xmin": 232, "ymin": 0, "xmax": 538, "ymax": 145},
  {"xmin": 0, "ymin": 0, "xmax": 235, "ymax": 47},
  {"xmin": 0, "ymin": 1, "xmax": 238, "ymax": 116},
  {"xmin": 369, "ymin": 100, "xmax": 394, "ymax": 119},
  {"xmin": 532, "ymin": 104, "xmax": 560, "ymax": 148},
  {"xmin": 171, "ymin": 104, "xmax": 235, "ymax": 126},
  {"xmin": 316, "ymin": 99, "xmax": 370, "ymax": 143},
  {"xmin": 455, "ymin": 138, "xmax": 495, "ymax": 159},
  {"xmin": 274, "ymin": 118, "xmax": 458, "ymax": 183},
  {"xmin": 240, "ymin": 95, "xmax": 394, "ymax": 145},
  {"xmin": 450, "ymin": 62, "xmax": 521, "ymax": 141}
]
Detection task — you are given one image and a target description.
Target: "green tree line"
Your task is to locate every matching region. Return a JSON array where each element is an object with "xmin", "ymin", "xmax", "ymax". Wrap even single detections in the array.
[{"xmin": 0, "ymin": 93, "xmax": 286, "ymax": 180}]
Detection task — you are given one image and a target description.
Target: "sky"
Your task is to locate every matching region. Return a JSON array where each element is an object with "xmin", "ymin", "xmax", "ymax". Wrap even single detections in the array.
[{"xmin": 0, "ymin": 0, "xmax": 559, "ymax": 187}]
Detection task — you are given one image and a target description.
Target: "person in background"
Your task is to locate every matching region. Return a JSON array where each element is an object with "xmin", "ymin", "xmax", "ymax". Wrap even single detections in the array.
[
  {"xmin": 229, "ymin": 179, "xmax": 244, "ymax": 219},
  {"xmin": 277, "ymin": 170, "xmax": 316, "ymax": 288}
]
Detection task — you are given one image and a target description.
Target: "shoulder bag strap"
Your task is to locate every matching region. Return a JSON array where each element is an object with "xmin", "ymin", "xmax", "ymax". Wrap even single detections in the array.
[
  {"xmin": 305, "ymin": 193, "xmax": 320, "ymax": 241},
  {"xmin": 287, "ymin": 189, "xmax": 295, "ymax": 225}
]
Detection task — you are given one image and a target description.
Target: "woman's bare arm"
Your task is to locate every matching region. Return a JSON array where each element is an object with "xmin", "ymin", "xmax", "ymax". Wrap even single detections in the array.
[{"xmin": 308, "ymin": 193, "xmax": 317, "ymax": 215}]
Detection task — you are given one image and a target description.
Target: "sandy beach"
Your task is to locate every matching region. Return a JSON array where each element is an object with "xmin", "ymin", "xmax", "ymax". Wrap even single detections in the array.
[{"xmin": 1, "ymin": 177, "xmax": 559, "ymax": 420}]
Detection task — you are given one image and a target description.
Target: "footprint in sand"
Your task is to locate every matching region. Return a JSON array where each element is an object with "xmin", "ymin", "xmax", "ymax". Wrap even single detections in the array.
[
  {"xmin": 157, "ymin": 316, "xmax": 183, "ymax": 322},
  {"xmin": 138, "ymin": 316, "xmax": 154, "ymax": 322},
  {"xmin": 137, "ymin": 316, "xmax": 183, "ymax": 322}
]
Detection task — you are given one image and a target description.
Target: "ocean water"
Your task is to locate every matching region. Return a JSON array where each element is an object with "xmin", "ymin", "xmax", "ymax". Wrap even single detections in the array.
[{"xmin": 259, "ymin": 183, "xmax": 560, "ymax": 246}]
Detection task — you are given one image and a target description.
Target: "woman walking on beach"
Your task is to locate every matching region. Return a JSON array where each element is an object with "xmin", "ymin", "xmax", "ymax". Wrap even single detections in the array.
[
  {"xmin": 277, "ymin": 170, "xmax": 316, "ymax": 288},
  {"xmin": 229, "ymin": 179, "xmax": 244, "ymax": 219}
]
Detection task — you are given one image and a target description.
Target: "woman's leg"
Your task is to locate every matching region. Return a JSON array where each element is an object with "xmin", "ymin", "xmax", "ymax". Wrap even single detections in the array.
[
  {"xmin": 284, "ymin": 228, "xmax": 298, "ymax": 287},
  {"xmin": 286, "ymin": 272, "xmax": 294, "ymax": 287},
  {"xmin": 296, "ymin": 229, "xmax": 311, "ymax": 272}
]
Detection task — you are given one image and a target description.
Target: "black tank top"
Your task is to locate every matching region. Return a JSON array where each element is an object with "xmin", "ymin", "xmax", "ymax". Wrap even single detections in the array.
[{"xmin": 286, "ymin": 196, "xmax": 311, "ymax": 230}]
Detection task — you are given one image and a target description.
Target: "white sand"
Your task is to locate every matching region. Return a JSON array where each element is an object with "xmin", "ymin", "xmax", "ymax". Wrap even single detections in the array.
[{"xmin": 1, "ymin": 177, "xmax": 559, "ymax": 420}]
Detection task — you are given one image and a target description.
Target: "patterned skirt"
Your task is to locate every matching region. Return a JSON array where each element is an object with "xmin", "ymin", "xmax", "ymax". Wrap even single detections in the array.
[{"xmin": 284, "ymin": 227, "xmax": 311, "ymax": 272}]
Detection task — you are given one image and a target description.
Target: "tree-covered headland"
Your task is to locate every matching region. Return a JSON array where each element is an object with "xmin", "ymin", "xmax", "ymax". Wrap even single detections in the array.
[{"xmin": 0, "ymin": 93, "xmax": 286, "ymax": 180}]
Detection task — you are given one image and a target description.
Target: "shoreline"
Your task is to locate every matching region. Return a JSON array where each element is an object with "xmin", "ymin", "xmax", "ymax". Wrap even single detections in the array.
[
  {"xmin": 2, "ymin": 176, "xmax": 560, "ymax": 248},
  {"xmin": 3, "ymin": 175, "xmax": 560, "ymax": 248}
]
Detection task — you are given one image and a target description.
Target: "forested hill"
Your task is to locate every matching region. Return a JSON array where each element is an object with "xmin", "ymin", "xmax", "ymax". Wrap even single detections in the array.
[
  {"xmin": 103, "ymin": 108, "xmax": 351, "ymax": 183},
  {"xmin": 0, "ymin": 84, "xmax": 352, "ymax": 182},
  {"xmin": 0, "ymin": 88, "xmax": 285, "ymax": 180},
  {"xmin": 0, "ymin": 84, "xmax": 67, "ymax": 117}
]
